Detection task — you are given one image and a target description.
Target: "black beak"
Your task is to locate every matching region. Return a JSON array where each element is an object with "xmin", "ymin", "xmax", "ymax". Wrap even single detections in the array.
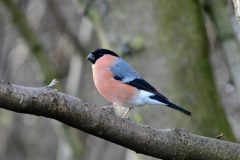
[{"xmin": 86, "ymin": 53, "xmax": 95, "ymax": 63}]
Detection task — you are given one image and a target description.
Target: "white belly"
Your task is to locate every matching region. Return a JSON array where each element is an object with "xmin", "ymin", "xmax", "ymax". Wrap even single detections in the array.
[{"xmin": 127, "ymin": 90, "xmax": 166, "ymax": 106}]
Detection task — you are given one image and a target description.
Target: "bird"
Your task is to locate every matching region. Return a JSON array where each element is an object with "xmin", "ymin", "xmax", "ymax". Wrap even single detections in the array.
[{"xmin": 87, "ymin": 48, "xmax": 191, "ymax": 117}]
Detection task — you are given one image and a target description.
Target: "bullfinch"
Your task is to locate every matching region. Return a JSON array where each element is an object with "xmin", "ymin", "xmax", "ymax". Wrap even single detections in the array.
[{"xmin": 87, "ymin": 48, "xmax": 191, "ymax": 117}]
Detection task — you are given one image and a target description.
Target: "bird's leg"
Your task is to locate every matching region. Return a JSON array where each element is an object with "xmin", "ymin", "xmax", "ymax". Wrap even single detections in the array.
[
  {"xmin": 46, "ymin": 79, "xmax": 58, "ymax": 89},
  {"xmin": 122, "ymin": 107, "xmax": 133, "ymax": 118}
]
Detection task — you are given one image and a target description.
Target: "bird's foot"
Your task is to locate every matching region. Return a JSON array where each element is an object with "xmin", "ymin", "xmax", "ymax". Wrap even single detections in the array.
[
  {"xmin": 122, "ymin": 107, "xmax": 133, "ymax": 118},
  {"xmin": 46, "ymin": 79, "xmax": 58, "ymax": 89}
]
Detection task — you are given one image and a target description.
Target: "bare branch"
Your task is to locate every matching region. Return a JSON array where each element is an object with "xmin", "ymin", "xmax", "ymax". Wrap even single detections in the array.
[{"xmin": 0, "ymin": 82, "xmax": 239, "ymax": 160}]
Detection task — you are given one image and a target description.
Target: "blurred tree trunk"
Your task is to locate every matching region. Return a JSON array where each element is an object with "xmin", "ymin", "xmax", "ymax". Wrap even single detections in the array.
[
  {"xmin": 153, "ymin": 0, "xmax": 234, "ymax": 137},
  {"xmin": 78, "ymin": 0, "xmax": 235, "ymax": 160},
  {"xmin": 203, "ymin": 0, "xmax": 240, "ymax": 140},
  {"xmin": 0, "ymin": 1, "xmax": 59, "ymax": 160},
  {"xmin": 0, "ymin": 0, "xmax": 97, "ymax": 159},
  {"xmin": 206, "ymin": 0, "xmax": 240, "ymax": 94}
]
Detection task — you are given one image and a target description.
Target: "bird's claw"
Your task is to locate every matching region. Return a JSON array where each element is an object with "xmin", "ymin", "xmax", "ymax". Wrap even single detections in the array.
[{"xmin": 47, "ymin": 79, "xmax": 58, "ymax": 89}]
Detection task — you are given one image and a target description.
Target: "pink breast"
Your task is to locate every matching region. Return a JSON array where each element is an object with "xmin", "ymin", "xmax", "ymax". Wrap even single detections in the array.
[{"xmin": 92, "ymin": 55, "xmax": 136, "ymax": 104}]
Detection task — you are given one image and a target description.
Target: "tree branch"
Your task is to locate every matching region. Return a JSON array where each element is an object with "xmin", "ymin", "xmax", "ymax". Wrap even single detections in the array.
[{"xmin": 0, "ymin": 82, "xmax": 239, "ymax": 160}]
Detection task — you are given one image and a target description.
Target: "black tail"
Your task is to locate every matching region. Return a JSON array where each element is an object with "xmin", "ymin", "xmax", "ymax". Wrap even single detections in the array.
[
  {"xmin": 165, "ymin": 101, "xmax": 191, "ymax": 116},
  {"xmin": 149, "ymin": 94, "xmax": 191, "ymax": 116}
]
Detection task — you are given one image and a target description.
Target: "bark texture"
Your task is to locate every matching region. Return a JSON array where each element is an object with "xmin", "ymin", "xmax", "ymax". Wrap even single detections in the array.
[{"xmin": 0, "ymin": 82, "xmax": 239, "ymax": 160}]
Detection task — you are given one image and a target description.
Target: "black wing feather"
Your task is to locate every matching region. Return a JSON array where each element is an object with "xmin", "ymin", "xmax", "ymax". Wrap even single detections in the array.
[
  {"xmin": 149, "ymin": 94, "xmax": 191, "ymax": 116},
  {"xmin": 125, "ymin": 78, "xmax": 168, "ymax": 100},
  {"xmin": 113, "ymin": 76, "xmax": 191, "ymax": 116}
]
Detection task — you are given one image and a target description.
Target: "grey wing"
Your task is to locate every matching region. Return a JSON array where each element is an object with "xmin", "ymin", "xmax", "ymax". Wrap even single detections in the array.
[
  {"xmin": 111, "ymin": 58, "xmax": 168, "ymax": 100},
  {"xmin": 110, "ymin": 58, "xmax": 141, "ymax": 82}
]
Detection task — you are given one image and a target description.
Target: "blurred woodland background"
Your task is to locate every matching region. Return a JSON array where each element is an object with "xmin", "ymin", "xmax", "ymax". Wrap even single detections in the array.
[{"xmin": 0, "ymin": 0, "xmax": 240, "ymax": 160}]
